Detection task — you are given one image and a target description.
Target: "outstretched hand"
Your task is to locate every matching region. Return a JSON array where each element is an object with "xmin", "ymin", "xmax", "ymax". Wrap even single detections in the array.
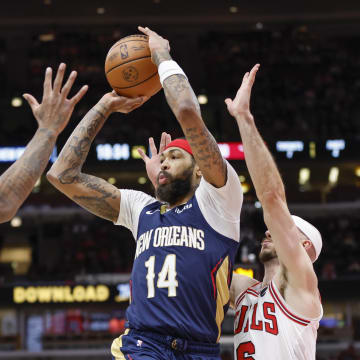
[
  {"xmin": 100, "ymin": 91, "xmax": 149, "ymax": 115},
  {"xmin": 138, "ymin": 132, "xmax": 172, "ymax": 188},
  {"xmin": 23, "ymin": 63, "xmax": 88, "ymax": 136},
  {"xmin": 225, "ymin": 64, "xmax": 260, "ymax": 118}
]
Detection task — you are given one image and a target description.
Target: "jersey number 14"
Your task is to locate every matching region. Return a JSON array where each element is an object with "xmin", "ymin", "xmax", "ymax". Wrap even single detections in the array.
[{"xmin": 145, "ymin": 254, "xmax": 178, "ymax": 298}]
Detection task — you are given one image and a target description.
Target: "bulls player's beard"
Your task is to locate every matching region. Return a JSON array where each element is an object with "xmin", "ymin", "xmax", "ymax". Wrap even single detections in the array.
[
  {"xmin": 156, "ymin": 167, "xmax": 194, "ymax": 205},
  {"xmin": 259, "ymin": 248, "xmax": 278, "ymax": 264}
]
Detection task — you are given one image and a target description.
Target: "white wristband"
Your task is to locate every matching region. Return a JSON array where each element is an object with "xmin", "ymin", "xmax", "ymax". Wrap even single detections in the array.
[{"xmin": 158, "ymin": 60, "xmax": 188, "ymax": 87}]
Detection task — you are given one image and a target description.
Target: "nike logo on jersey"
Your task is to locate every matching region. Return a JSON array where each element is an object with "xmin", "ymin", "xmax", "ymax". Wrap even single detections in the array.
[{"xmin": 146, "ymin": 209, "xmax": 161, "ymax": 215}]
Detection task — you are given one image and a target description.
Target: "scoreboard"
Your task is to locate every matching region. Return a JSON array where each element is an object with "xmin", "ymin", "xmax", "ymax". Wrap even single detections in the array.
[{"xmin": 0, "ymin": 138, "xmax": 355, "ymax": 165}]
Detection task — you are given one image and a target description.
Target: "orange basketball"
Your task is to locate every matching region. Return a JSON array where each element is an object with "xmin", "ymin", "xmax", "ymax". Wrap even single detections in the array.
[{"xmin": 105, "ymin": 35, "xmax": 161, "ymax": 98}]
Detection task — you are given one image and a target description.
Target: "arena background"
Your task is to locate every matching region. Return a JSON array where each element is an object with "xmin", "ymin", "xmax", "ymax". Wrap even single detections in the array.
[{"xmin": 0, "ymin": 1, "xmax": 360, "ymax": 359}]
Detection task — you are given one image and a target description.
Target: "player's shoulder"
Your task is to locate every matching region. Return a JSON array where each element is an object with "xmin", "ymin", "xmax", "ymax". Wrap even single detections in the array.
[{"xmin": 120, "ymin": 189, "xmax": 156, "ymax": 204}]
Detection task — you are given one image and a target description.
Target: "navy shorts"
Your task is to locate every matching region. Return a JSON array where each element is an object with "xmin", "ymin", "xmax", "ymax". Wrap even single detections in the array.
[{"xmin": 111, "ymin": 329, "xmax": 220, "ymax": 360}]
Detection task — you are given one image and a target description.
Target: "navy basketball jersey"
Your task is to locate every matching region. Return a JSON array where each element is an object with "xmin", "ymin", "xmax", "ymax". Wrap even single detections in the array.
[{"xmin": 115, "ymin": 162, "xmax": 242, "ymax": 343}]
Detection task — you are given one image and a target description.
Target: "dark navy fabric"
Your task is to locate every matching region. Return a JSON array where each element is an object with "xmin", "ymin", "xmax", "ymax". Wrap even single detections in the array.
[
  {"xmin": 126, "ymin": 194, "xmax": 239, "ymax": 343},
  {"xmin": 116, "ymin": 329, "xmax": 221, "ymax": 360}
]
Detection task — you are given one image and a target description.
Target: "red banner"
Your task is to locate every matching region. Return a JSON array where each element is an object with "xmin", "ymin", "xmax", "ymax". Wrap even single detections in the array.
[{"xmin": 218, "ymin": 142, "xmax": 245, "ymax": 160}]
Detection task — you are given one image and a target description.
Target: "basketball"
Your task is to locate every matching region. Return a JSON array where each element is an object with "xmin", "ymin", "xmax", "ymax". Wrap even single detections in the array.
[{"xmin": 104, "ymin": 34, "xmax": 161, "ymax": 98}]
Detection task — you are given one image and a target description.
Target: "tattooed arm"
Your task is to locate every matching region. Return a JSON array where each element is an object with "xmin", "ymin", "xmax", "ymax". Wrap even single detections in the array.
[
  {"xmin": 139, "ymin": 26, "xmax": 226, "ymax": 188},
  {"xmin": 0, "ymin": 63, "xmax": 87, "ymax": 223},
  {"xmin": 47, "ymin": 92, "xmax": 147, "ymax": 222}
]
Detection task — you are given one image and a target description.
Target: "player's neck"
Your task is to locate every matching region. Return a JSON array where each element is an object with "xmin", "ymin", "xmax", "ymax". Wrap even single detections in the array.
[{"xmin": 262, "ymin": 258, "xmax": 280, "ymax": 287}]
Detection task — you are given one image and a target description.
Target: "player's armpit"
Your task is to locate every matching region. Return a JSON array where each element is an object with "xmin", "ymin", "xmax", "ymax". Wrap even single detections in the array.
[
  {"xmin": 230, "ymin": 274, "xmax": 258, "ymax": 309},
  {"xmin": 47, "ymin": 171, "xmax": 121, "ymax": 222}
]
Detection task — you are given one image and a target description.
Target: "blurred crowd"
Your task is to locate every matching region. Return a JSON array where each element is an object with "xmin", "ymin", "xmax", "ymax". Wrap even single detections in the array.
[
  {"xmin": 199, "ymin": 29, "xmax": 360, "ymax": 141},
  {"xmin": 0, "ymin": 25, "xmax": 360, "ymax": 146},
  {"xmin": 0, "ymin": 208, "xmax": 358, "ymax": 283},
  {"xmin": 238, "ymin": 210, "xmax": 360, "ymax": 281}
]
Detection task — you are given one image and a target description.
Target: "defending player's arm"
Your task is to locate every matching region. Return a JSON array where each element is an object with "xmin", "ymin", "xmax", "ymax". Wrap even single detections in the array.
[
  {"xmin": 0, "ymin": 63, "xmax": 87, "ymax": 223},
  {"xmin": 47, "ymin": 92, "xmax": 147, "ymax": 222},
  {"xmin": 225, "ymin": 65, "xmax": 318, "ymax": 296},
  {"xmin": 139, "ymin": 26, "xmax": 226, "ymax": 188}
]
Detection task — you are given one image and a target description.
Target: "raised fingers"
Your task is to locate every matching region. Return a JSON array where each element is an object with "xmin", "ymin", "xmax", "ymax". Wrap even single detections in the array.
[
  {"xmin": 61, "ymin": 70, "xmax": 78, "ymax": 99},
  {"xmin": 165, "ymin": 133, "xmax": 171, "ymax": 146},
  {"xmin": 53, "ymin": 63, "xmax": 66, "ymax": 93},
  {"xmin": 137, "ymin": 147, "xmax": 149, "ymax": 162},
  {"xmin": 148, "ymin": 137, "xmax": 158, "ymax": 156},
  {"xmin": 248, "ymin": 64, "xmax": 260, "ymax": 85},
  {"xmin": 70, "ymin": 85, "xmax": 89, "ymax": 105},
  {"xmin": 23, "ymin": 93, "xmax": 39, "ymax": 111},
  {"xmin": 159, "ymin": 132, "xmax": 167, "ymax": 153},
  {"xmin": 42, "ymin": 67, "xmax": 53, "ymax": 102},
  {"xmin": 138, "ymin": 26, "xmax": 153, "ymax": 36}
]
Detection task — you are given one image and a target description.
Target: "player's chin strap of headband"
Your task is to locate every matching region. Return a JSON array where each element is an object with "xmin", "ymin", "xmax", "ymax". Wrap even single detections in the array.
[
  {"xmin": 291, "ymin": 215, "xmax": 322, "ymax": 261},
  {"xmin": 163, "ymin": 139, "xmax": 193, "ymax": 156}
]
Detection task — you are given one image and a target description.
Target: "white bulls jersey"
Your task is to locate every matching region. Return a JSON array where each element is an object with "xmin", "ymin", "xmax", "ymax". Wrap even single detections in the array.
[{"xmin": 234, "ymin": 281, "xmax": 322, "ymax": 360}]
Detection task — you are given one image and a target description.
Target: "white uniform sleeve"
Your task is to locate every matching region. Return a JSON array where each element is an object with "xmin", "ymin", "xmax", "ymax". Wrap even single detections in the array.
[
  {"xmin": 195, "ymin": 161, "xmax": 242, "ymax": 242},
  {"xmin": 114, "ymin": 189, "xmax": 156, "ymax": 240}
]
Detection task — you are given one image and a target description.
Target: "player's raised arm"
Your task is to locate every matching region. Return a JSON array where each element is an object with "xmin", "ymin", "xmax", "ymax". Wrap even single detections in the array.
[
  {"xmin": 138, "ymin": 26, "xmax": 226, "ymax": 188},
  {"xmin": 47, "ymin": 92, "xmax": 148, "ymax": 222},
  {"xmin": 225, "ymin": 65, "xmax": 320, "ymax": 302},
  {"xmin": 0, "ymin": 63, "xmax": 87, "ymax": 223}
]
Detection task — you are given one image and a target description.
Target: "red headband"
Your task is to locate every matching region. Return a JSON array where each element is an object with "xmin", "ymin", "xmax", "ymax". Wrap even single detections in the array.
[{"xmin": 163, "ymin": 139, "xmax": 193, "ymax": 156}]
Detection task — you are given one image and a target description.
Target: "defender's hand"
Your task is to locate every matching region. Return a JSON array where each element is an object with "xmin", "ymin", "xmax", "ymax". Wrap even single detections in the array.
[
  {"xmin": 138, "ymin": 132, "xmax": 172, "ymax": 188},
  {"xmin": 23, "ymin": 63, "xmax": 88, "ymax": 136},
  {"xmin": 225, "ymin": 64, "xmax": 260, "ymax": 118}
]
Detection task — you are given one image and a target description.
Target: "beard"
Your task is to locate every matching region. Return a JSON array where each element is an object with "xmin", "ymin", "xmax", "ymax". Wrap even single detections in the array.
[
  {"xmin": 155, "ymin": 167, "xmax": 194, "ymax": 205},
  {"xmin": 259, "ymin": 248, "xmax": 278, "ymax": 264}
]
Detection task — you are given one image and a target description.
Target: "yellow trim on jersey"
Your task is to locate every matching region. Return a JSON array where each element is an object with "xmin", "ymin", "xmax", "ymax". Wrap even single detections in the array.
[
  {"xmin": 215, "ymin": 256, "xmax": 230, "ymax": 342},
  {"xmin": 111, "ymin": 328, "xmax": 130, "ymax": 360}
]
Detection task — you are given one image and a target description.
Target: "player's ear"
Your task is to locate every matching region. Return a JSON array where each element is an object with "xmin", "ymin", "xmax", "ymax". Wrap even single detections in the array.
[
  {"xmin": 302, "ymin": 239, "xmax": 311, "ymax": 250},
  {"xmin": 195, "ymin": 165, "xmax": 202, "ymax": 178}
]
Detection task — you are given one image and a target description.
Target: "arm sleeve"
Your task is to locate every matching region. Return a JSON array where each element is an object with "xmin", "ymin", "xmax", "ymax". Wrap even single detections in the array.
[
  {"xmin": 196, "ymin": 161, "xmax": 243, "ymax": 242},
  {"xmin": 114, "ymin": 189, "xmax": 156, "ymax": 240}
]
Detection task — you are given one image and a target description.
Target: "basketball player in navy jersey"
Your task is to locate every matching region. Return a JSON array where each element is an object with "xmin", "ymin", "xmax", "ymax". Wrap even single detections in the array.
[
  {"xmin": 226, "ymin": 65, "xmax": 323, "ymax": 359},
  {"xmin": 47, "ymin": 26, "xmax": 242, "ymax": 360},
  {"xmin": 0, "ymin": 63, "xmax": 87, "ymax": 223}
]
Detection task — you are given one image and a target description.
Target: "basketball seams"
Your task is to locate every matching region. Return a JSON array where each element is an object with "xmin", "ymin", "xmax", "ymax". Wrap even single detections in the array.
[
  {"xmin": 113, "ymin": 71, "xmax": 159, "ymax": 90},
  {"xmin": 105, "ymin": 55, "xmax": 153, "ymax": 75}
]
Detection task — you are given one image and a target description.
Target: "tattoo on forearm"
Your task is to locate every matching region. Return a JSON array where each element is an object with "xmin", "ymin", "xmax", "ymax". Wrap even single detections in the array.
[
  {"xmin": 152, "ymin": 49, "xmax": 172, "ymax": 67},
  {"xmin": 158, "ymin": 59, "xmax": 225, "ymax": 181},
  {"xmin": 0, "ymin": 129, "xmax": 56, "ymax": 215},
  {"xmin": 185, "ymin": 126, "xmax": 226, "ymax": 172},
  {"xmin": 53, "ymin": 104, "xmax": 119, "ymax": 221},
  {"xmin": 72, "ymin": 174, "xmax": 118, "ymax": 221},
  {"xmin": 57, "ymin": 107, "xmax": 107, "ymax": 184},
  {"xmin": 163, "ymin": 75, "xmax": 201, "ymax": 118}
]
